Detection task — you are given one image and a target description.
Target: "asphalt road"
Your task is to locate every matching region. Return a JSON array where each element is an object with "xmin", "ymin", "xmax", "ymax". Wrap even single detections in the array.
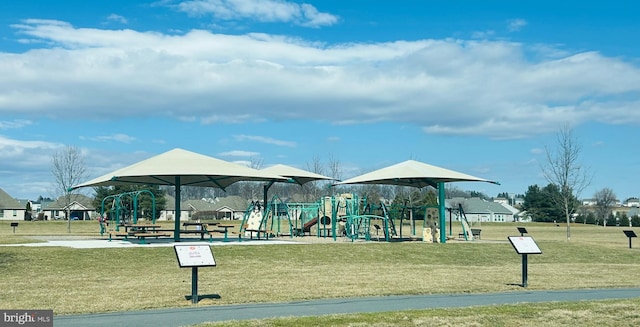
[{"xmin": 55, "ymin": 288, "xmax": 640, "ymax": 327}]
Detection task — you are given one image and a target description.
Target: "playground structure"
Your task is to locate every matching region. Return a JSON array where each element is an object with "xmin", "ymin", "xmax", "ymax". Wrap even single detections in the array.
[
  {"xmin": 99, "ymin": 190, "xmax": 157, "ymax": 235},
  {"xmin": 238, "ymin": 193, "xmax": 449, "ymax": 243}
]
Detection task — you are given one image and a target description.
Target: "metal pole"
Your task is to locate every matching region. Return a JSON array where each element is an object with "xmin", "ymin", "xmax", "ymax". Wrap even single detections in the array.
[
  {"xmin": 438, "ymin": 182, "xmax": 446, "ymax": 243},
  {"xmin": 522, "ymin": 254, "xmax": 528, "ymax": 288},
  {"xmin": 191, "ymin": 267, "xmax": 198, "ymax": 304},
  {"xmin": 174, "ymin": 177, "xmax": 181, "ymax": 242}
]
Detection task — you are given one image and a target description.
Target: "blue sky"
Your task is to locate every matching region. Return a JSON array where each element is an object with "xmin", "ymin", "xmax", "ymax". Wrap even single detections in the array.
[{"xmin": 1, "ymin": 0, "xmax": 639, "ymax": 202}]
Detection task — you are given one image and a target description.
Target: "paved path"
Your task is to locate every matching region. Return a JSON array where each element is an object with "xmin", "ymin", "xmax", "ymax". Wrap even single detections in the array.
[{"xmin": 55, "ymin": 288, "xmax": 640, "ymax": 327}]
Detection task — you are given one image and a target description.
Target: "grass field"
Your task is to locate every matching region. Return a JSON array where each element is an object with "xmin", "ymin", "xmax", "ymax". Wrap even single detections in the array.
[{"xmin": 0, "ymin": 220, "xmax": 639, "ymax": 326}]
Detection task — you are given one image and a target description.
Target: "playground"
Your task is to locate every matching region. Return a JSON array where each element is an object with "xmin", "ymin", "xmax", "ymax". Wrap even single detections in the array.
[
  {"xmin": 234, "ymin": 193, "xmax": 481, "ymax": 244},
  {"xmin": 90, "ymin": 188, "xmax": 483, "ymax": 246}
]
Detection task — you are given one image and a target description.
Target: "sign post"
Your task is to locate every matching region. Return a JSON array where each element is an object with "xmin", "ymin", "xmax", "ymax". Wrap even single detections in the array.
[
  {"xmin": 507, "ymin": 236, "xmax": 542, "ymax": 288},
  {"xmin": 623, "ymin": 230, "xmax": 637, "ymax": 249},
  {"xmin": 517, "ymin": 227, "xmax": 528, "ymax": 236},
  {"xmin": 174, "ymin": 244, "xmax": 216, "ymax": 303}
]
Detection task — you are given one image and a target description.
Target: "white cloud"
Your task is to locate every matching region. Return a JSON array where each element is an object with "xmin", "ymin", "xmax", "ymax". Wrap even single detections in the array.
[
  {"xmin": 471, "ymin": 30, "xmax": 495, "ymax": 39},
  {"xmin": 174, "ymin": 0, "xmax": 338, "ymax": 28},
  {"xmin": 507, "ymin": 18, "xmax": 527, "ymax": 32},
  {"xmin": 233, "ymin": 134, "xmax": 296, "ymax": 147},
  {"xmin": 106, "ymin": 14, "xmax": 128, "ymax": 24},
  {"xmin": 0, "ymin": 119, "xmax": 33, "ymax": 129},
  {"xmin": 80, "ymin": 133, "xmax": 136, "ymax": 143},
  {"xmin": 2, "ymin": 20, "xmax": 640, "ymax": 139}
]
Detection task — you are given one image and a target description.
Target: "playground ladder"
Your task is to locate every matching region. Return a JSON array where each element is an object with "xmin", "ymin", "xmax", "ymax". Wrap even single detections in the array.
[{"xmin": 380, "ymin": 203, "xmax": 398, "ymax": 236}]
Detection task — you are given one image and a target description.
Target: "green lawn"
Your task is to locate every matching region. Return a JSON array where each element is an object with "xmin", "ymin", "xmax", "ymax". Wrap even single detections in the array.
[{"xmin": 0, "ymin": 220, "xmax": 639, "ymax": 326}]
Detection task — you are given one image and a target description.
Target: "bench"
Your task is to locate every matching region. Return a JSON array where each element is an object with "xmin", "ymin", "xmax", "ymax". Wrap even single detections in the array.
[
  {"xmin": 108, "ymin": 231, "xmax": 130, "ymax": 241},
  {"xmin": 471, "ymin": 228, "xmax": 481, "ymax": 239},
  {"xmin": 245, "ymin": 229, "xmax": 274, "ymax": 240},
  {"xmin": 458, "ymin": 229, "xmax": 482, "ymax": 239},
  {"xmin": 132, "ymin": 232, "xmax": 171, "ymax": 244},
  {"xmin": 458, "ymin": 228, "xmax": 482, "ymax": 240},
  {"xmin": 179, "ymin": 229, "xmax": 208, "ymax": 240},
  {"xmin": 208, "ymin": 230, "xmax": 240, "ymax": 243}
]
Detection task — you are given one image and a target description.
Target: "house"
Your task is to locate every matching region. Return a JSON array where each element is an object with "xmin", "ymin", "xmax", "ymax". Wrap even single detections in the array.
[
  {"xmin": 494, "ymin": 197, "xmax": 509, "ymax": 205},
  {"xmin": 624, "ymin": 197, "xmax": 640, "ymax": 208},
  {"xmin": 180, "ymin": 196, "xmax": 249, "ymax": 220},
  {"xmin": 211, "ymin": 196, "xmax": 249, "ymax": 220},
  {"xmin": 158, "ymin": 195, "xmax": 191, "ymax": 221},
  {"xmin": 42, "ymin": 194, "xmax": 97, "ymax": 220},
  {"xmin": 447, "ymin": 197, "xmax": 516, "ymax": 223},
  {"xmin": 0, "ymin": 188, "xmax": 24, "ymax": 221}
]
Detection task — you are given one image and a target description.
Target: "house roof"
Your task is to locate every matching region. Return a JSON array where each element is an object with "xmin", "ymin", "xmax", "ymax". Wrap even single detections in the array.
[
  {"xmin": 0, "ymin": 188, "xmax": 21, "ymax": 209},
  {"xmin": 213, "ymin": 196, "xmax": 248, "ymax": 212},
  {"xmin": 184, "ymin": 199, "xmax": 216, "ymax": 212},
  {"xmin": 447, "ymin": 197, "xmax": 513, "ymax": 215},
  {"xmin": 45, "ymin": 194, "xmax": 95, "ymax": 210},
  {"xmin": 164, "ymin": 195, "xmax": 249, "ymax": 212}
]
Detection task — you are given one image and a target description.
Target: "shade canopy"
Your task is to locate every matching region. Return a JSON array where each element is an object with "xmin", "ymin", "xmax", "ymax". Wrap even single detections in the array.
[
  {"xmin": 260, "ymin": 164, "xmax": 335, "ymax": 185},
  {"xmin": 72, "ymin": 148, "xmax": 287, "ymax": 241},
  {"xmin": 73, "ymin": 148, "xmax": 288, "ymax": 190},
  {"xmin": 334, "ymin": 159, "xmax": 498, "ymax": 244},
  {"xmin": 334, "ymin": 160, "xmax": 498, "ymax": 188}
]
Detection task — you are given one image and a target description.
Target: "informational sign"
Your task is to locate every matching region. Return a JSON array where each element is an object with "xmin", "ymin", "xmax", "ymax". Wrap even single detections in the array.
[
  {"xmin": 508, "ymin": 236, "xmax": 542, "ymax": 254},
  {"xmin": 174, "ymin": 245, "xmax": 216, "ymax": 268}
]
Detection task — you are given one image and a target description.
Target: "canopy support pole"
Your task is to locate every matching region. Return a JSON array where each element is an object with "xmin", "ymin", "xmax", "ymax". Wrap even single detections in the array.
[
  {"xmin": 174, "ymin": 176, "xmax": 182, "ymax": 241},
  {"xmin": 438, "ymin": 182, "xmax": 446, "ymax": 243}
]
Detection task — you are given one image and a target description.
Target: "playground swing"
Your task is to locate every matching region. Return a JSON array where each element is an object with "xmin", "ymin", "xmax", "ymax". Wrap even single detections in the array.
[{"xmin": 100, "ymin": 190, "xmax": 157, "ymax": 233}]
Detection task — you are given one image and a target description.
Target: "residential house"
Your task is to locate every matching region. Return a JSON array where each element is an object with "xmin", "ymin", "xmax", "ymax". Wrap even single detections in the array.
[
  {"xmin": 447, "ymin": 197, "xmax": 516, "ymax": 223},
  {"xmin": 158, "ymin": 195, "xmax": 191, "ymax": 221},
  {"xmin": 42, "ymin": 194, "xmax": 97, "ymax": 220},
  {"xmin": 0, "ymin": 188, "xmax": 24, "ymax": 221},
  {"xmin": 172, "ymin": 196, "xmax": 249, "ymax": 221},
  {"xmin": 212, "ymin": 196, "xmax": 249, "ymax": 220},
  {"xmin": 624, "ymin": 197, "xmax": 640, "ymax": 208},
  {"xmin": 494, "ymin": 197, "xmax": 509, "ymax": 205}
]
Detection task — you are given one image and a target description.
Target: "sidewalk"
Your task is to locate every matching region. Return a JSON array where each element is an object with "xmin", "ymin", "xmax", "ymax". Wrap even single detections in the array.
[{"xmin": 55, "ymin": 288, "xmax": 640, "ymax": 327}]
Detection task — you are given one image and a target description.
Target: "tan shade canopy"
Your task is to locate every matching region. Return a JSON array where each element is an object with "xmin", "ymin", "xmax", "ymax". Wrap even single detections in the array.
[
  {"xmin": 72, "ymin": 148, "xmax": 288, "ymax": 190},
  {"xmin": 260, "ymin": 164, "xmax": 335, "ymax": 185},
  {"xmin": 334, "ymin": 159, "xmax": 498, "ymax": 188},
  {"xmin": 72, "ymin": 148, "xmax": 287, "ymax": 241}
]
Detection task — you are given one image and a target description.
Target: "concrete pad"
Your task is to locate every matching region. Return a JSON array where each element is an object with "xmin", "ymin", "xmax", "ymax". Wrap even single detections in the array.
[{"xmin": 0, "ymin": 237, "xmax": 306, "ymax": 249}]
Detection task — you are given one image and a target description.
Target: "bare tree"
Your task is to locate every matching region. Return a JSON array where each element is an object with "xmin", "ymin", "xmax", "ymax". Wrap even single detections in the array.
[
  {"xmin": 542, "ymin": 125, "xmax": 592, "ymax": 241},
  {"xmin": 594, "ymin": 188, "xmax": 617, "ymax": 226},
  {"xmin": 51, "ymin": 145, "xmax": 88, "ymax": 232},
  {"xmin": 326, "ymin": 153, "xmax": 342, "ymax": 196},
  {"xmin": 304, "ymin": 155, "xmax": 325, "ymax": 201}
]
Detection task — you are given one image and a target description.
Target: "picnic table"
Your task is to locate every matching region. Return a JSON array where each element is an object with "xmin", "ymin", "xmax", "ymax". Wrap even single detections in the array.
[
  {"xmin": 124, "ymin": 224, "xmax": 162, "ymax": 233},
  {"xmin": 215, "ymin": 224, "xmax": 235, "ymax": 242},
  {"xmin": 112, "ymin": 224, "xmax": 170, "ymax": 244},
  {"xmin": 181, "ymin": 222, "xmax": 210, "ymax": 240}
]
